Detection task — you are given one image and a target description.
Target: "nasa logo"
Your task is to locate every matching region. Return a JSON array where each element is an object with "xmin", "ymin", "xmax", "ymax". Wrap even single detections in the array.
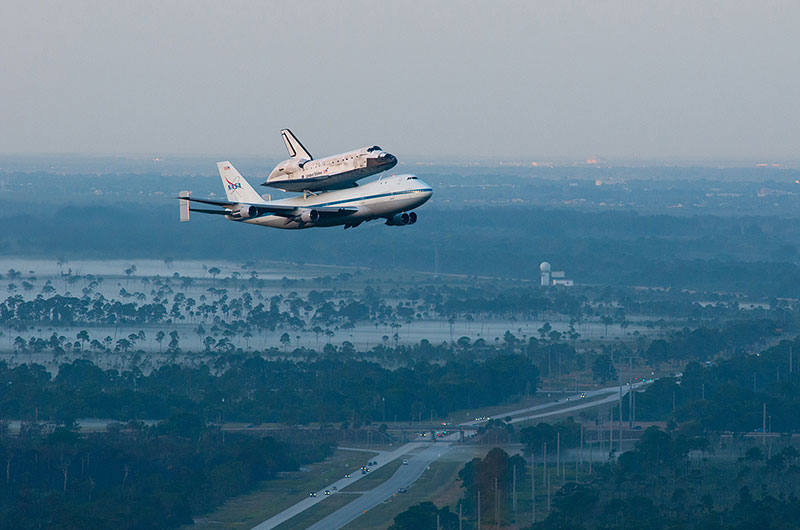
[{"xmin": 225, "ymin": 177, "xmax": 242, "ymax": 191}]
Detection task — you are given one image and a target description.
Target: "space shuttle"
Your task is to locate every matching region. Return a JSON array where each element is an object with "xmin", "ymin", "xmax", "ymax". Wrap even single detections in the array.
[{"xmin": 262, "ymin": 129, "xmax": 397, "ymax": 192}]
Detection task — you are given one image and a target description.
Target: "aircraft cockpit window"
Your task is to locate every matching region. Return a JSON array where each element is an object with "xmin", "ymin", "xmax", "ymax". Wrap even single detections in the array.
[
  {"xmin": 407, "ymin": 176, "xmax": 418, "ymax": 180},
  {"xmin": 367, "ymin": 146, "xmax": 382, "ymax": 152}
]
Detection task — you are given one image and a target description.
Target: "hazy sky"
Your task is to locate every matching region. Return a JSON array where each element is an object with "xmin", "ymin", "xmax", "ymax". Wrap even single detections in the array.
[{"xmin": 2, "ymin": 1, "xmax": 798, "ymax": 160}]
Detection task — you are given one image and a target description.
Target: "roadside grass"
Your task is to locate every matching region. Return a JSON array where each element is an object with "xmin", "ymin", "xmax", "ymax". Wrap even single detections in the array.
[
  {"xmin": 186, "ymin": 448, "xmax": 377, "ymax": 530},
  {"xmin": 340, "ymin": 460, "xmax": 405, "ymax": 492},
  {"xmin": 272, "ymin": 493, "xmax": 355, "ymax": 530}
]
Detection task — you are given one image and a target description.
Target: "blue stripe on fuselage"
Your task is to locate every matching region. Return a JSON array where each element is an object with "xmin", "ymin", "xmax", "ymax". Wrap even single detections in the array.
[{"xmin": 251, "ymin": 188, "xmax": 433, "ymax": 219}]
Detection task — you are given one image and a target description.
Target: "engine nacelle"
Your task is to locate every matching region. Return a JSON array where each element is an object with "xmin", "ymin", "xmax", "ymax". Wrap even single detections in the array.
[
  {"xmin": 235, "ymin": 205, "xmax": 258, "ymax": 218},
  {"xmin": 407, "ymin": 211, "xmax": 417, "ymax": 225},
  {"xmin": 299, "ymin": 209, "xmax": 320, "ymax": 223},
  {"xmin": 386, "ymin": 212, "xmax": 410, "ymax": 226}
]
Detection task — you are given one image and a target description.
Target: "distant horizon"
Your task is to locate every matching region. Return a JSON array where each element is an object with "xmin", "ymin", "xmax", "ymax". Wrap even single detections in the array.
[{"xmin": 1, "ymin": 152, "xmax": 799, "ymax": 170}]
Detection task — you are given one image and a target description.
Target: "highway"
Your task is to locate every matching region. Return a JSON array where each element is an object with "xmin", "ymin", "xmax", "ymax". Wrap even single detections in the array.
[
  {"xmin": 506, "ymin": 382, "xmax": 649, "ymax": 425},
  {"xmin": 250, "ymin": 441, "xmax": 429, "ymax": 530},
  {"xmin": 250, "ymin": 381, "xmax": 652, "ymax": 529},
  {"xmin": 306, "ymin": 440, "xmax": 455, "ymax": 529},
  {"xmin": 462, "ymin": 382, "xmax": 649, "ymax": 426}
]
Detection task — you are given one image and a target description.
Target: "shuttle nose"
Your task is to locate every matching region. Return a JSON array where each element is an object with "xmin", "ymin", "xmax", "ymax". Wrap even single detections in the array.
[{"xmin": 379, "ymin": 152, "xmax": 397, "ymax": 169}]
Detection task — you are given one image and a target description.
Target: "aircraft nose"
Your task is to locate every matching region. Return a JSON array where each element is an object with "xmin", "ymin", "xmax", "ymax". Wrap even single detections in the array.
[{"xmin": 417, "ymin": 181, "xmax": 433, "ymax": 202}]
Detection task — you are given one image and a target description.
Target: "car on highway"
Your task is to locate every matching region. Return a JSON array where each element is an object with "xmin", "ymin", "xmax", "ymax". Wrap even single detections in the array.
[
  {"xmin": 398, "ymin": 487, "xmax": 407, "ymax": 493},
  {"xmin": 344, "ymin": 473, "xmax": 351, "ymax": 478},
  {"xmin": 402, "ymin": 459, "xmax": 409, "ymax": 465},
  {"xmin": 580, "ymin": 392, "xmax": 586, "ymax": 398},
  {"xmin": 309, "ymin": 492, "xmax": 317, "ymax": 497},
  {"xmin": 324, "ymin": 490, "xmax": 331, "ymax": 496}
]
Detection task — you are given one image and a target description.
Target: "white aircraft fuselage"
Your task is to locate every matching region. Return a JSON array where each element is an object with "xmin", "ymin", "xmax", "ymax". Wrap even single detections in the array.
[
  {"xmin": 242, "ymin": 175, "xmax": 431, "ymax": 229},
  {"xmin": 179, "ymin": 161, "xmax": 432, "ymax": 231}
]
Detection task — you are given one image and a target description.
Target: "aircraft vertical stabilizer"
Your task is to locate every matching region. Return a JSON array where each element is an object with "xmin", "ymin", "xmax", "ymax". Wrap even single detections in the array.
[{"xmin": 217, "ymin": 162, "xmax": 264, "ymax": 203}]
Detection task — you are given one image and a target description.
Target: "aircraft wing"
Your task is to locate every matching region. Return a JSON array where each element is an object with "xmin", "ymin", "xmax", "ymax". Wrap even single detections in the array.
[
  {"xmin": 178, "ymin": 196, "xmax": 356, "ymax": 218},
  {"xmin": 305, "ymin": 206, "xmax": 358, "ymax": 216}
]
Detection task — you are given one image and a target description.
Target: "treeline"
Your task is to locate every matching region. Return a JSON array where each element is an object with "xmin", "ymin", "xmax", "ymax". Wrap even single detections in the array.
[
  {"xmin": 0, "ymin": 417, "xmax": 333, "ymax": 530},
  {"xmin": 533, "ymin": 427, "xmax": 800, "ymax": 530},
  {"xmin": 5, "ymin": 199, "xmax": 800, "ymax": 295},
  {"xmin": 395, "ymin": 425, "xmax": 800, "ymax": 529},
  {"xmin": 4, "ymin": 273, "xmax": 797, "ymax": 346},
  {"xmin": 643, "ymin": 318, "xmax": 780, "ymax": 367},
  {"xmin": 0, "ymin": 354, "xmax": 539, "ymax": 425},
  {"xmin": 633, "ymin": 337, "xmax": 800, "ymax": 432},
  {"xmin": 458, "ymin": 448, "xmax": 528, "ymax": 526}
]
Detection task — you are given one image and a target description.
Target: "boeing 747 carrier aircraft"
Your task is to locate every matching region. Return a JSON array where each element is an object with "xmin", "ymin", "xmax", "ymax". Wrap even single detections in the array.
[
  {"xmin": 263, "ymin": 129, "xmax": 397, "ymax": 192},
  {"xmin": 179, "ymin": 162, "xmax": 431, "ymax": 230}
]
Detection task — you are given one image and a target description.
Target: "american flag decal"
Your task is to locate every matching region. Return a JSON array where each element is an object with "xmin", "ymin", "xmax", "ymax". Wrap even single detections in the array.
[{"xmin": 223, "ymin": 165, "xmax": 231, "ymax": 170}]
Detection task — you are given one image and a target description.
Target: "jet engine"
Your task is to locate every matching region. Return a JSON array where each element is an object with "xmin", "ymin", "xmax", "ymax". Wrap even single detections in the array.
[
  {"xmin": 385, "ymin": 212, "xmax": 410, "ymax": 226},
  {"xmin": 299, "ymin": 209, "xmax": 320, "ymax": 223},
  {"xmin": 408, "ymin": 212, "xmax": 417, "ymax": 224},
  {"xmin": 235, "ymin": 205, "xmax": 258, "ymax": 218}
]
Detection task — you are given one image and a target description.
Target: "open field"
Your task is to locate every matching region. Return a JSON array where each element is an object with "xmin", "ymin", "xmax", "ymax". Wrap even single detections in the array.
[{"xmin": 272, "ymin": 494, "xmax": 355, "ymax": 530}]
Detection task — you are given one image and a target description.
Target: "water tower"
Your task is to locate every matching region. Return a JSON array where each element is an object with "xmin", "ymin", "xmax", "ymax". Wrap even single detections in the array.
[{"xmin": 540, "ymin": 262, "xmax": 551, "ymax": 286}]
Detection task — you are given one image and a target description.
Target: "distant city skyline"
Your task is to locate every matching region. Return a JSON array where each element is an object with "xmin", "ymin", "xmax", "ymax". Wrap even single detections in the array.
[{"xmin": 1, "ymin": 1, "xmax": 798, "ymax": 160}]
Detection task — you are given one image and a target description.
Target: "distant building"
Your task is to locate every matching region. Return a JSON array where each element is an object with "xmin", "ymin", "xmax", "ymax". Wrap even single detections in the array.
[
  {"xmin": 540, "ymin": 262, "xmax": 551, "ymax": 286},
  {"xmin": 540, "ymin": 262, "xmax": 574, "ymax": 287}
]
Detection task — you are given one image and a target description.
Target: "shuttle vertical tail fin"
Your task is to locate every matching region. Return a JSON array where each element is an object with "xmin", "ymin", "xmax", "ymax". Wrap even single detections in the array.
[
  {"xmin": 280, "ymin": 129, "xmax": 313, "ymax": 159},
  {"xmin": 217, "ymin": 162, "xmax": 265, "ymax": 203}
]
